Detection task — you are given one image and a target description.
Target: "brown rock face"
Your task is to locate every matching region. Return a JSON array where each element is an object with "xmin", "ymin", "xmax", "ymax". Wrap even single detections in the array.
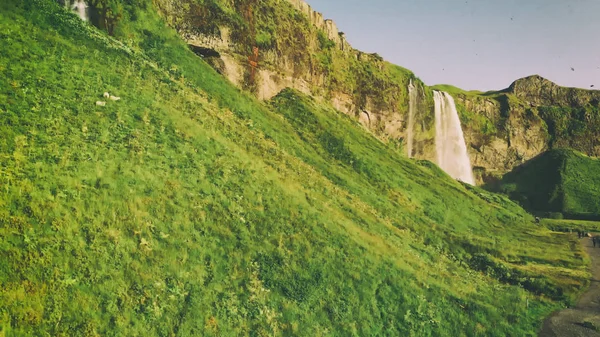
[{"xmin": 154, "ymin": 0, "xmax": 436, "ymax": 159}]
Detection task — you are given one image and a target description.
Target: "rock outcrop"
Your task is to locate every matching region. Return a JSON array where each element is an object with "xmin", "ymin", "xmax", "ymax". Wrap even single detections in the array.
[
  {"xmin": 284, "ymin": 0, "xmax": 351, "ymax": 51},
  {"xmin": 508, "ymin": 75, "xmax": 600, "ymax": 107},
  {"xmin": 454, "ymin": 76, "xmax": 600, "ymax": 183}
]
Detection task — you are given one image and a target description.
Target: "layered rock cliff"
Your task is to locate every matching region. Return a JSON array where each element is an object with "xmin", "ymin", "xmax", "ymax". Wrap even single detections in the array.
[
  {"xmin": 151, "ymin": 0, "xmax": 600, "ymax": 184},
  {"xmin": 453, "ymin": 75, "xmax": 600, "ymax": 183},
  {"xmin": 153, "ymin": 0, "xmax": 437, "ymax": 161}
]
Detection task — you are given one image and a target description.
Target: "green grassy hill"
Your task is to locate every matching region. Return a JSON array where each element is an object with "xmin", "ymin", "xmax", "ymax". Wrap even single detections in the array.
[
  {"xmin": 488, "ymin": 149, "xmax": 600, "ymax": 219},
  {"xmin": 0, "ymin": 1, "xmax": 591, "ymax": 336}
]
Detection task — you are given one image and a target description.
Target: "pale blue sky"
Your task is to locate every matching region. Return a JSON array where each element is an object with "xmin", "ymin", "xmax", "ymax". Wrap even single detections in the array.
[{"xmin": 308, "ymin": 0, "xmax": 600, "ymax": 91}]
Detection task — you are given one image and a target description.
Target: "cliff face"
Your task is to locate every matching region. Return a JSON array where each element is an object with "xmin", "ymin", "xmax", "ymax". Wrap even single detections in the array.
[
  {"xmin": 152, "ymin": 0, "xmax": 600, "ymax": 184},
  {"xmin": 455, "ymin": 92, "xmax": 549, "ymax": 181},
  {"xmin": 455, "ymin": 75, "xmax": 600, "ymax": 183},
  {"xmin": 153, "ymin": 0, "xmax": 436, "ymax": 160}
]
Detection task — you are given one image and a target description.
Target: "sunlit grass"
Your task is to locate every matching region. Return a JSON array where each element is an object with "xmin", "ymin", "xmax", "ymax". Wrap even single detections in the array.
[
  {"xmin": 542, "ymin": 219, "xmax": 600, "ymax": 233},
  {"xmin": 0, "ymin": 1, "xmax": 592, "ymax": 336}
]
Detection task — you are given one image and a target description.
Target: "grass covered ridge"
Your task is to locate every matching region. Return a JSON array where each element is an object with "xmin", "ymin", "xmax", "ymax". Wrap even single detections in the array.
[
  {"xmin": 488, "ymin": 149, "xmax": 600, "ymax": 219},
  {"xmin": 541, "ymin": 219, "xmax": 600, "ymax": 233},
  {"xmin": 0, "ymin": 1, "xmax": 591, "ymax": 335},
  {"xmin": 430, "ymin": 84, "xmax": 484, "ymax": 97}
]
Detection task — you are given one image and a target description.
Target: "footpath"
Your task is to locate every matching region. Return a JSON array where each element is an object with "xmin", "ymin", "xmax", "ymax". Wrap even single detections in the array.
[{"xmin": 540, "ymin": 235, "xmax": 600, "ymax": 336}]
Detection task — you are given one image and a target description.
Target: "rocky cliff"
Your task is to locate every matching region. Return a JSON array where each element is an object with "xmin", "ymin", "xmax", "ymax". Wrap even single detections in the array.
[
  {"xmin": 153, "ymin": 0, "xmax": 437, "ymax": 161},
  {"xmin": 452, "ymin": 75, "xmax": 600, "ymax": 183},
  {"xmin": 151, "ymin": 0, "xmax": 600, "ymax": 184}
]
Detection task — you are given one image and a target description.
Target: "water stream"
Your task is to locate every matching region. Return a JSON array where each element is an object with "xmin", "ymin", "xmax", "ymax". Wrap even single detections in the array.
[{"xmin": 433, "ymin": 91, "xmax": 475, "ymax": 184}]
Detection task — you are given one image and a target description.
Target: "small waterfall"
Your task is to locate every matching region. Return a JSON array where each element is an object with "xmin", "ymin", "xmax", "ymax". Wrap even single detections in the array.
[
  {"xmin": 433, "ymin": 91, "xmax": 475, "ymax": 185},
  {"xmin": 59, "ymin": 0, "xmax": 89, "ymax": 21},
  {"xmin": 406, "ymin": 80, "xmax": 417, "ymax": 158},
  {"xmin": 72, "ymin": 0, "xmax": 89, "ymax": 21}
]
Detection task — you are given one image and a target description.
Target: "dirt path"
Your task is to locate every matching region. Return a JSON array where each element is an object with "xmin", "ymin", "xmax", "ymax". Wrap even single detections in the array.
[{"xmin": 539, "ymin": 235, "xmax": 600, "ymax": 336}]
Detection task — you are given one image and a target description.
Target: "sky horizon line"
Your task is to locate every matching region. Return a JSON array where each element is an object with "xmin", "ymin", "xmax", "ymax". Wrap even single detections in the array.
[
  {"xmin": 428, "ymin": 73, "xmax": 598, "ymax": 92},
  {"xmin": 307, "ymin": 0, "xmax": 600, "ymax": 92}
]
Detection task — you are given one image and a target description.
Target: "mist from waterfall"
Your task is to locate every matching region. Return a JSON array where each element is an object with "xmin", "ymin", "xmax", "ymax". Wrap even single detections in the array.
[
  {"xmin": 433, "ymin": 91, "xmax": 475, "ymax": 185},
  {"xmin": 406, "ymin": 80, "xmax": 417, "ymax": 158}
]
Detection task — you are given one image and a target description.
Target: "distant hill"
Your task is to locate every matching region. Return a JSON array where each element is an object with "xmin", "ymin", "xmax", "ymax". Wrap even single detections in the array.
[{"xmin": 487, "ymin": 149, "xmax": 600, "ymax": 219}]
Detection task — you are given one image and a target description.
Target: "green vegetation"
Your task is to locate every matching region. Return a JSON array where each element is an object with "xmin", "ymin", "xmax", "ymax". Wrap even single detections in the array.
[
  {"xmin": 488, "ymin": 149, "xmax": 600, "ymax": 219},
  {"xmin": 317, "ymin": 30, "xmax": 335, "ymax": 50},
  {"xmin": 541, "ymin": 219, "xmax": 600, "ymax": 233},
  {"xmin": 456, "ymin": 103, "xmax": 497, "ymax": 137},
  {"xmin": 430, "ymin": 84, "xmax": 483, "ymax": 97},
  {"xmin": 538, "ymin": 105, "xmax": 600, "ymax": 151},
  {"xmin": 0, "ymin": 1, "xmax": 592, "ymax": 336}
]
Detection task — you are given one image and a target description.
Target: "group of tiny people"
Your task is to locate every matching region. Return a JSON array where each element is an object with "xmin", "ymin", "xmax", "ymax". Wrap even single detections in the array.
[{"xmin": 578, "ymin": 230, "xmax": 600, "ymax": 247}]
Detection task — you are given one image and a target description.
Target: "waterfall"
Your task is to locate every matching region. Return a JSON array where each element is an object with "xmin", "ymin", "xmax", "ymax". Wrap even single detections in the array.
[
  {"xmin": 59, "ymin": 0, "xmax": 89, "ymax": 21},
  {"xmin": 406, "ymin": 80, "xmax": 417, "ymax": 158},
  {"xmin": 73, "ymin": 0, "xmax": 89, "ymax": 21},
  {"xmin": 433, "ymin": 91, "xmax": 475, "ymax": 185}
]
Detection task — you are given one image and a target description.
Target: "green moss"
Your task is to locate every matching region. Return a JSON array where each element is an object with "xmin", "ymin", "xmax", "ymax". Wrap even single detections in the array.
[
  {"xmin": 456, "ymin": 102, "xmax": 497, "ymax": 137},
  {"xmin": 538, "ymin": 105, "xmax": 600, "ymax": 150},
  {"xmin": 317, "ymin": 30, "xmax": 335, "ymax": 50},
  {"xmin": 255, "ymin": 30, "xmax": 274, "ymax": 48}
]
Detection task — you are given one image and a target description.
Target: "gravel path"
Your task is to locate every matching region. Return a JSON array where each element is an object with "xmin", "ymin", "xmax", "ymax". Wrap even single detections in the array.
[{"xmin": 539, "ymin": 236, "xmax": 600, "ymax": 336}]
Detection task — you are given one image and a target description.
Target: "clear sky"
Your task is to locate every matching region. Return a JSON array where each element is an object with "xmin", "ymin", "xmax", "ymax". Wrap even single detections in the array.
[{"xmin": 307, "ymin": 0, "xmax": 600, "ymax": 91}]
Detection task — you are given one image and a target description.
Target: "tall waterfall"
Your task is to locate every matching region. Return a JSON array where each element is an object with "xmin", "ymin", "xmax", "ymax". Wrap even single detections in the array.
[
  {"xmin": 406, "ymin": 80, "xmax": 417, "ymax": 158},
  {"xmin": 433, "ymin": 91, "xmax": 475, "ymax": 185}
]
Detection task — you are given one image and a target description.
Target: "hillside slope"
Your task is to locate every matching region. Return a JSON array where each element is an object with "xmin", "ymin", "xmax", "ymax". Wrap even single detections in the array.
[
  {"xmin": 488, "ymin": 149, "xmax": 600, "ymax": 219},
  {"xmin": 0, "ymin": 1, "xmax": 590, "ymax": 336}
]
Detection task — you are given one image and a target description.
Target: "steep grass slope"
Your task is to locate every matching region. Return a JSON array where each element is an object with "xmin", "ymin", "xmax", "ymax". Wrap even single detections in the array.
[
  {"xmin": 489, "ymin": 149, "xmax": 600, "ymax": 219},
  {"xmin": 0, "ymin": 1, "xmax": 590, "ymax": 336}
]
